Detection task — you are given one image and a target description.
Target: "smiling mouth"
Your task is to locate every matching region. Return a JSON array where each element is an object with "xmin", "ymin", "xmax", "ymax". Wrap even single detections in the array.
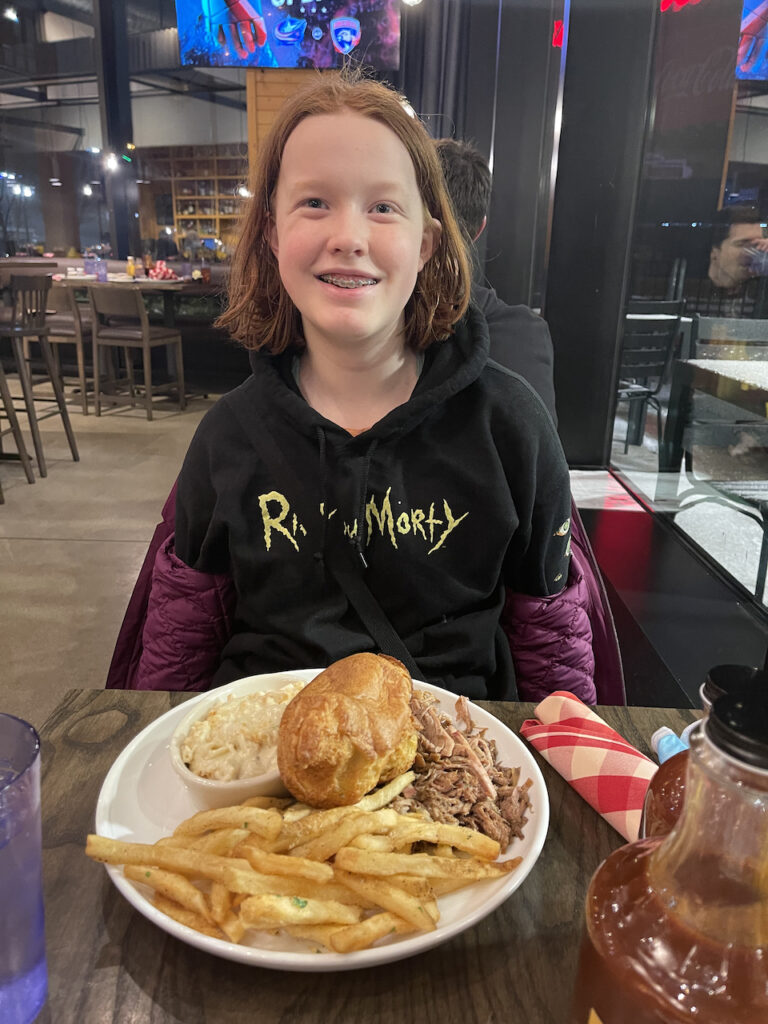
[{"xmin": 318, "ymin": 274, "xmax": 378, "ymax": 289}]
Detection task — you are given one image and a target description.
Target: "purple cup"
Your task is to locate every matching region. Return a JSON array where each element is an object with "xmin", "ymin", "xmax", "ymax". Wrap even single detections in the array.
[{"xmin": 0, "ymin": 714, "xmax": 47, "ymax": 1024}]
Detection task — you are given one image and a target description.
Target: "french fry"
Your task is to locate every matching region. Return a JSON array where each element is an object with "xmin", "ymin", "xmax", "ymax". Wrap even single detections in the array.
[
  {"xmin": 85, "ymin": 834, "xmax": 251, "ymax": 884},
  {"xmin": 124, "ymin": 864, "xmax": 213, "ymax": 923},
  {"xmin": 355, "ymin": 771, "xmax": 416, "ymax": 811},
  {"xmin": 384, "ymin": 820, "xmax": 501, "ymax": 860},
  {"xmin": 268, "ymin": 806, "xmax": 358, "ymax": 853},
  {"xmin": 383, "ymin": 874, "xmax": 435, "ymax": 899},
  {"xmin": 172, "ymin": 806, "xmax": 282, "ymax": 841},
  {"xmin": 153, "ymin": 828, "xmax": 251, "ymax": 856},
  {"xmin": 219, "ymin": 865, "xmax": 378, "ymax": 907},
  {"xmin": 329, "ymin": 911, "xmax": 416, "ymax": 953},
  {"xmin": 240, "ymin": 893, "xmax": 363, "ymax": 927},
  {"xmin": 333, "ymin": 868, "xmax": 436, "ymax": 933},
  {"xmin": 209, "ymin": 881, "xmax": 232, "ymax": 924},
  {"xmin": 242, "ymin": 795, "xmax": 293, "ymax": 810},
  {"xmin": 348, "ymin": 834, "xmax": 393, "ymax": 852},
  {"xmin": 285, "ymin": 924, "xmax": 343, "ymax": 949},
  {"xmin": 235, "ymin": 844, "xmax": 334, "ymax": 883},
  {"xmin": 290, "ymin": 809, "xmax": 398, "ymax": 862},
  {"xmin": 152, "ymin": 894, "xmax": 223, "ymax": 940},
  {"xmin": 334, "ymin": 847, "xmax": 518, "ymax": 880}
]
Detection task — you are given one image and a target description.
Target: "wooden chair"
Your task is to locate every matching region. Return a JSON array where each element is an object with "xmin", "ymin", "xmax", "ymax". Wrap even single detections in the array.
[
  {"xmin": 88, "ymin": 285, "xmax": 186, "ymax": 421},
  {"xmin": 617, "ymin": 299, "xmax": 684, "ymax": 452},
  {"xmin": 0, "ymin": 274, "xmax": 79, "ymax": 477}
]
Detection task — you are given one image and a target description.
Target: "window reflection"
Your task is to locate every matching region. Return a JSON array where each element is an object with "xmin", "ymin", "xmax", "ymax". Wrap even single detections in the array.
[{"xmin": 613, "ymin": 2, "xmax": 768, "ymax": 608}]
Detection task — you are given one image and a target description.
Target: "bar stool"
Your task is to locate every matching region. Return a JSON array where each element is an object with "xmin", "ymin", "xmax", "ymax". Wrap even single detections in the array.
[
  {"xmin": 0, "ymin": 274, "xmax": 79, "ymax": 477},
  {"xmin": 34, "ymin": 284, "xmax": 94, "ymax": 414},
  {"xmin": 0, "ymin": 357, "xmax": 36, "ymax": 501}
]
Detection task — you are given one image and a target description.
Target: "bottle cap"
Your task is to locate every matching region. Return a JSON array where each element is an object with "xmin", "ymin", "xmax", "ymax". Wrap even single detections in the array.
[
  {"xmin": 706, "ymin": 691, "xmax": 768, "ymax": 769},
  {"xmin": 651, "ymin": 727, "xmax": 688, "ymax": 763},
  {"xmin": 700, "ymin": 664, "xmax": 768, "ymax": 711}
]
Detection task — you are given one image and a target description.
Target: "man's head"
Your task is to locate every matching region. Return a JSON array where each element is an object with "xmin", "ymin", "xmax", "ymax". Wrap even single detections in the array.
[
  {"xmin": 709, "ymin": 205, "xmax": 767, "ymax": 289},
  {"xmin": 435, "ymin": 138, "xmax": 492, "ymax": 242}
]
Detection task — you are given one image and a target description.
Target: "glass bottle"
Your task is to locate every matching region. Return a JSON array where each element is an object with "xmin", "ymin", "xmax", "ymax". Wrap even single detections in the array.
[
  {"xmin": 570, "ymin": 691, "xmax": 768, "ymax": 1023},
  {"xmin": 641, "ymin": 664, "xmax": 767, "ymax": 839}
]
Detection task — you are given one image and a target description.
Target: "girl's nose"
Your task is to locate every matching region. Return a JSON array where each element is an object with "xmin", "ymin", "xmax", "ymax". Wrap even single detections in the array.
[{"xmin": 326, "ymin": 210, "xmax": 368, "ymax": 255}]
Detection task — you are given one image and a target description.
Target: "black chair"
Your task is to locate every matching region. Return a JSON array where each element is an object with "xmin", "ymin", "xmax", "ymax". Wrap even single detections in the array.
[
  {"xmin": 617, "ymin": 299, "xmax": 684, "ymax": 452},
  {"xmin": 0, "ymin": 274, "xmax": 79, "ymax": 478}
]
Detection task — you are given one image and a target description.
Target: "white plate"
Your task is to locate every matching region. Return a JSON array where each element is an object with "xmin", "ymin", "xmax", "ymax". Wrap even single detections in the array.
[{"xmin": 95, "ymin": 672, "xmax": 549, "ymax": 972}]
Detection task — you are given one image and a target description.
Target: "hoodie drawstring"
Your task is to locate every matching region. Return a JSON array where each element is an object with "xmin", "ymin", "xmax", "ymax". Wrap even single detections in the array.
[
  {"xmin": 313, "ymin": 428, "xmax": 379, "ymax": 572},
  {"xmin": 353, "ymin": 438, "xmax": 379, "ymax": 568}
]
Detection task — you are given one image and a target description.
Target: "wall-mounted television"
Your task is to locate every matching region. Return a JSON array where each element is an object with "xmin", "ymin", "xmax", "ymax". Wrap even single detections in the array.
[
  {"xmin": 736, "ymin": 1, "xmax": 768, "ymax": 80},
  {"xmin": 174, "ymin": 0, "xmax": 400, "ymax": 70}
]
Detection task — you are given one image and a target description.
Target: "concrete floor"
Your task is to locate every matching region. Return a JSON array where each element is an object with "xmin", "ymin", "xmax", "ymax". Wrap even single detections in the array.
[{"xmin": 1, "ymin": 393, "xmax": 214, "ymax": 730}]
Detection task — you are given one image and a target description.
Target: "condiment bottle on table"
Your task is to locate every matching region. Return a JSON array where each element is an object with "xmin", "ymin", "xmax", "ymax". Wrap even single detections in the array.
[
  {"xmin": 641, "ymin": 663, "xmax": 767, "ymax": 839},
  {"xmin": 570, "ymin": 690, "xmax": 768, "ymax": 1023}
]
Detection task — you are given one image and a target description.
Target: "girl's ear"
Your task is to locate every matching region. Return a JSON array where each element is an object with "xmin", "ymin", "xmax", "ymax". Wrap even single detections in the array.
[{"xmin": 418, "ymin": 218, "xmax": 441, "ymax": 271}]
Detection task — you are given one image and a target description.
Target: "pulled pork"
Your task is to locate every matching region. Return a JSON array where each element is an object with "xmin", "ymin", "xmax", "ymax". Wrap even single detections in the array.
[{"xmin": 391, "ymin": 691, "xmax": 532, "ymax": 851}]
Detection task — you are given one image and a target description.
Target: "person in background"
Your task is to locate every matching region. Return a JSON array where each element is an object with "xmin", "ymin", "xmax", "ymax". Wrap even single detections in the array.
[
  {"xmin": 112, "ymin": 73, "xmax": 599, "ymax": 704},
  {"xmin": 156, "ymin": 232, "xmax": 179, "ymax": 260},
  {"xmin": 688, "ymin": 204, "xmax": 768, "ymax": 318},
  {"xmin": 435, "ymin": 138, "xmax": 557, "ymax": 420},
  {"xmin": 435, "ymin": 136, "xmax": 624, "ymax": 702}
]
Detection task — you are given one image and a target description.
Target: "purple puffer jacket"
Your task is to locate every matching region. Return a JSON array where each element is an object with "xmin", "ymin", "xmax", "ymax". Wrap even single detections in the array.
[
  {"xmin": 107, "ymin": 487, "xmax": 622, "ymax": 703},
  {"xmin": 134, "ymin": 537, "xmax": 235, "ymax": 691},
  {"xmin": 503, "ymin": 545, "xmax": 595, "ymax": 704}
]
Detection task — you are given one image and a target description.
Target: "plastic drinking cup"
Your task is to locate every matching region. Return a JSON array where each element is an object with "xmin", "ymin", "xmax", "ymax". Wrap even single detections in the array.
[{"xmin": 0, "ymin": 714, "xmax": 48, "ymax": 1024}]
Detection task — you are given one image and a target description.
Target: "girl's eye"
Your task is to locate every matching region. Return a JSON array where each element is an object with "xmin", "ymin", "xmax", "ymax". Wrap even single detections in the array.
[
  {"xmin": 373, "ymin": 203, "xmax": 394, "ymax": 215},
  {"xmin": 303, "ymin": 198, "xmax": 325, "ymax": 209}
]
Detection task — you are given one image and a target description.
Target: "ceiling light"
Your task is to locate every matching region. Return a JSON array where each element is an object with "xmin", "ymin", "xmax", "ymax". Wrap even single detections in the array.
[
  {"xmin": 105, "ymin": 153, "xmax": 118, "ymax": 172},
  {"xmin": 82, "ymin": 184, "xmax": 92, "ymax": 196},
  {"xmin": 3, "ymin": 7, "xmax": 19, "ymax": 22}
]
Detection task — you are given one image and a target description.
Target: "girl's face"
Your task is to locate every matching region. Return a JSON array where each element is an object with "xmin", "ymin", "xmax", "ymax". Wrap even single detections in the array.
[{"xmin": 269, "ymin": 111, "xmax": 440, "ymax": 356}]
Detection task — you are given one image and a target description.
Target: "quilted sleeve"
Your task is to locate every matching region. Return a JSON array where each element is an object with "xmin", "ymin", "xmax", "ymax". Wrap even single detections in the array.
[
  {"xmin": 502, "ymin": 546, "xmax": 596, "ymax": 704},
  {"xmin": 135, "ymin": 534, "xmax": 235, "ymax": 691}
]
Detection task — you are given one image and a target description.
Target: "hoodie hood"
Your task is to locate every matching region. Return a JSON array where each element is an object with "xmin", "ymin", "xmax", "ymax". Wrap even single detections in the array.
[{"xmin": 244, "ymin": 305, "xmax": 491, "ymax": 447}]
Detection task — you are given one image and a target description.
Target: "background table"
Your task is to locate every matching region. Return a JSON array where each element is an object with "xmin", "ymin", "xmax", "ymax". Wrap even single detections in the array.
[
  {"xmin": 659, "ymin": 357, "xmax": 768, "ymax": 483},
  {"xmin": 35, "ymin": 690, "xmax": 697, "ymax": 1024}
]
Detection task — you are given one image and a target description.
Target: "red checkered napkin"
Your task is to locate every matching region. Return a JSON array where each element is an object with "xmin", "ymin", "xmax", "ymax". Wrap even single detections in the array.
[{"xmin": 519, "ymin": 691, "xmax": 657, "ymax": 842}]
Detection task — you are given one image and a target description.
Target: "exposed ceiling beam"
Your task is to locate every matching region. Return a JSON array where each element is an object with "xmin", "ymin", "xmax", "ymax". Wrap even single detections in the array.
[{"xmin": 0, "ymin": 110, "xmax": 84, "ymax": 134}]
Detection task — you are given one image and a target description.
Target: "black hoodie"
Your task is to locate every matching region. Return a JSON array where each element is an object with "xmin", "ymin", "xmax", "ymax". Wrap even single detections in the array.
[{"xmin": 174, "ymin": 306, "xmax": 572, "ymax": 699}]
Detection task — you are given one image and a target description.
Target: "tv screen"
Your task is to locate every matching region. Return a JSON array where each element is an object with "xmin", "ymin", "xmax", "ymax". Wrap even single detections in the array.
[
  {"xmin": 175, "ymin": 0, "xmax": 400, "ymax": 70},
  {"xmin": 736, "ymin": 1, "xmax": 768, "ymax": 80}
]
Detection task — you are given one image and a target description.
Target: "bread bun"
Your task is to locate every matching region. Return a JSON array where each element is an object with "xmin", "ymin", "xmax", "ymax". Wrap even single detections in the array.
[{"xmin": 276, "ymin": 653, "xmax": 418, "ymax": 808}]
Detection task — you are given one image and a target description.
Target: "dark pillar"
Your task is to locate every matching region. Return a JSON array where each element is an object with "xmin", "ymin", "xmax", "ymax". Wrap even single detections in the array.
[
  {"xmin": 485, "ymin": 0, "xmax": 566, "ymax": 308},
  {"xmin": 544, "ymin": 0, "xmax": 658, "ymax": 467},
  {"xmin": 93, "ymin": 0, "xmax": 140, "ymax": 259}
]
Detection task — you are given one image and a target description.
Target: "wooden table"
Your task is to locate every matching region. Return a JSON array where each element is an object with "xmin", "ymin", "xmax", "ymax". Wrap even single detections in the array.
[
  {"xmin": 35, "ymin": 690, "xmax": 697, "ymax": 1024},
  {"xmin": 55, "ymin": 276, "xmax": 222, "ymax": 327}
]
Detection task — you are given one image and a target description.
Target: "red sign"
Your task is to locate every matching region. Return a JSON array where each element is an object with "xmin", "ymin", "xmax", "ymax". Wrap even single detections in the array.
[
  {"xmin": 552, "ymin": 19, "xmax": 564, "ymax": 48},
  {"xmin": 660, "ymin": 0, "xmax": 703, "ymax": 11}
]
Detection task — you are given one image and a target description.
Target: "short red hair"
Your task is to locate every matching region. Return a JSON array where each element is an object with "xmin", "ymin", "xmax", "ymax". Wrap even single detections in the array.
[{"xmin": 217, "ymin": 72, "xmax": 470, "ymax": 353}]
